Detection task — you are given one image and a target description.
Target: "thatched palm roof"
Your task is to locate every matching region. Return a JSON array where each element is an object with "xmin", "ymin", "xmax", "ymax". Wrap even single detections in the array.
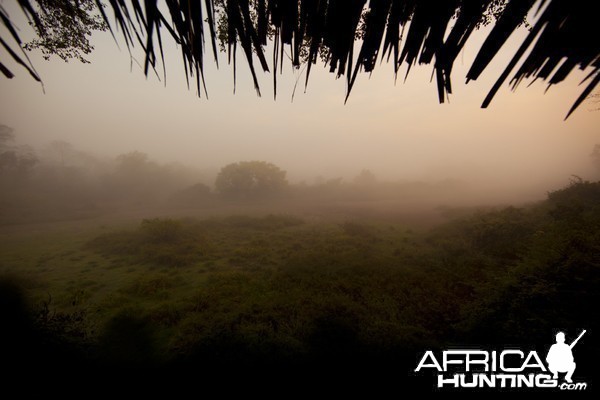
[{"xmin": 2, "ymin": 0, "xmax": 599, "ymax": 118}]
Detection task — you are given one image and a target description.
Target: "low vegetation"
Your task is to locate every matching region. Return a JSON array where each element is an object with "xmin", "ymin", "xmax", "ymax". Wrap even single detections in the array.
[{"xmin": 0, "ymin": 180, "xmax": 598, "ymax": 386}]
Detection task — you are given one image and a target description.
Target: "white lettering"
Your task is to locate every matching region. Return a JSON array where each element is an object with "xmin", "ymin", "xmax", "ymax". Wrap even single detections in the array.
[
  {"xmin": 516, "ymin": 374, "xmax": 534, "ymax": 387},
  {"xmin": 560, "ymin": 382, "xmax": 587, "ymax": 391},
  {"xmin": 415, "ymin": 348, "xmax": 586, "ymax": 390},
  {"xmin": 465, "ymin": 351, "xmax": 488, "ymax": 372},
  {"xmin": 415, "ymin": 351, "xmax": 442, "ymax": 372},
  {"xmin": 479, "ymin": 374, "xmax": 496, "ymax": 387},
  {"xmin": 522, "ymin": 351, "xmax": 546, "ymax": 371},
  {"xmin": 500, "ymin": 350, "xmax": 524, "ymax": 372},
  {"xmin": 497, "ymin": 374, "xmax": 516, "ymax": 388},
  {"xmin": 536, "ymin": 375, "xmax": 558, "ymax": 388},
  {"xmin": 460, "ymin": 374, "xmax": 478, "ymax": 388},
  {"xmin": 443, "ymin": 351, "xmax": 466, "ymax": 371},
  {"xmin": 437, "ymin": 374, "xmax": 459, "ymax": 388}
]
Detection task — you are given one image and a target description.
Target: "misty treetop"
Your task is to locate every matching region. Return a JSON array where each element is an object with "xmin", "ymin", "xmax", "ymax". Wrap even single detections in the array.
[
  {"xmin": 1, "ymin": 0, "xmax": 598, "ymax": 117},
  {"xmin": 0, "ymin": 124, "xmax": 37, "ymax": 178},
  {"xmin": 215, "ymin": 160, "xmax": 287, "ymax": 199},
  {"xmin": 2, "ymin": 123, "xmax": 599, "ymax": 227}
]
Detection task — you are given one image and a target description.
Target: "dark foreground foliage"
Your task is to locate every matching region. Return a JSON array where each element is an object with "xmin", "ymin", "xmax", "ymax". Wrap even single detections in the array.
[
  {"xmin": 1, "ymin": 181, "xmax": 598, "ymax": 392},
  {"xmin": 4, "ymin": 1, "xmax": 598, "ymax": 117}
]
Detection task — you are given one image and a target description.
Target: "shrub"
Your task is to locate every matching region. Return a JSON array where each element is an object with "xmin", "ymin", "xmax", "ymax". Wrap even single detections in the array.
[
  {"xmin": 88, "ymin": 218, "xmax": 205, "ymax": 267},
  {"xmin": 221, "ymin": 214, "xmax": 304, "ymax": 230},
  {"xmin": 140, "ymin": 218, "xmax": 185, "ymax": 244}
]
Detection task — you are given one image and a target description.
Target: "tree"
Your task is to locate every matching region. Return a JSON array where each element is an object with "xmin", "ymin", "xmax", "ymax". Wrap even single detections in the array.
[
  {"xmin": 110, "ymin": 151, "xmax": 158, "ymax": 199},
  {"xmin": 589, "ymin": 91, "xmax": 600, "ymax": 112},
  {"xmin": 115, "ymin": 151, "xmax": 153, "ymax": 175},
  {"xmin": 0, "ymin": 125, "xmax": 38, "ymax": 178},
  {"xmin": 353, "ymin": 169, "xmax": 377, "ymax": 186},
  {"xmin": 592, "ymin": 144, "xmax": 600, "ymax": 175},
  {"xmin": 170, "ymin": 183, "xmax": 212, "ymax": 207},
  {"xmin": 23, "ymin": 0, "xmax": 108, "ymax": 64},
  {"xmin": 215, "ymin": 161, "xmax": 287, "ymax": 199},
  {"xmin": 2, "ymin": 1, "xmax": 598, "ymax": 117},
  {"xmin": 45, "ymin": 140, "xmax": 74, "ymax": 166}
]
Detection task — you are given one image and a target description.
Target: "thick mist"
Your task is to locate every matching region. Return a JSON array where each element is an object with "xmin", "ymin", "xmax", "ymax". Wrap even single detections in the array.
[
  {"xmin": 1, "ymin": 2, "xmax": 599, "ymax": 390},
  {"xmin": 2, "ymin": 122, "xmax": 599, "ymax": 228},
  {"xmin": 1, "ymin": 0, "xmax": 599, "ymax": 223}
]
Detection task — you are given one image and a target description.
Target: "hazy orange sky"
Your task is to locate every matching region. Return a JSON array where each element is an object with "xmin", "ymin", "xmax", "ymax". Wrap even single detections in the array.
[{"xmin": 0, "ymin": 1, "xmax": 598, "ymax": 202}]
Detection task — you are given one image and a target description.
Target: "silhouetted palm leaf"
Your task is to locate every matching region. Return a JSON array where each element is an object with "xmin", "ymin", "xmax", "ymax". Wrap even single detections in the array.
[{"xmin": 1, "ymin": 0, "xmax": 598, "ymax": 117}]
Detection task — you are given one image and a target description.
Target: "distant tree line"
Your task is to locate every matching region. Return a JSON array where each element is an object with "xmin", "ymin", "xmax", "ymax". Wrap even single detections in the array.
[{"xmin": 2, "ymin": 124, "xmax": 599, "ymax": 224}]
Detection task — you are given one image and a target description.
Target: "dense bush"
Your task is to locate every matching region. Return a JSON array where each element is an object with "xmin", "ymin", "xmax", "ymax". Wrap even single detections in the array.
[
  {"xmin": 88, "ymin": 218, "xmax": 205, "ymax": 267},
  {"xmin": 2, "ymin": 181, "xmax": 598, "ymax": 387},
  {"xmin": 88, "ymin": 215, "xmax": 304, "ymax": 268}
]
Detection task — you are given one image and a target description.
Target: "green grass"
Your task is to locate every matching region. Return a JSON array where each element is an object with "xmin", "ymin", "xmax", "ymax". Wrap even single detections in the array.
[
  {"xmin": 1, "ymin": 182, "xmax": 599, "ymax": 365},
  {"xmin": 0, "ymin": 214, "xmax": 416, "ymax": 355}
]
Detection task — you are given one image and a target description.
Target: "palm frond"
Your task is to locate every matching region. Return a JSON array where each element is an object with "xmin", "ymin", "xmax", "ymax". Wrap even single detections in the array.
[{"xmin": 2, "ymin": 0, "xmax": 598, "ymax": 117}]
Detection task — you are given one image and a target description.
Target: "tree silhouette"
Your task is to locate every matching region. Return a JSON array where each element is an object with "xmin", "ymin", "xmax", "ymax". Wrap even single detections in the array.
[
  {"xmin": 592, "ymin": 144, "xmax": 600, "ymax": 175},
  {"xmin": 0, "ymin": 125, "xmax": 38, "ymax": 178},
  {"xmin": 1, "ymin": 0, "xmax": 598, "ymax": 117},
  {"xmin": 215, "ymin": 160, "xmax": 287, "ymax": 199},
  {"xmin": 353, "ymin": 169, "xmax": 377, "ymax": 186},
  {"xmin": 23, "ymin": 0, "xmax": 107, "ymax": 63}
]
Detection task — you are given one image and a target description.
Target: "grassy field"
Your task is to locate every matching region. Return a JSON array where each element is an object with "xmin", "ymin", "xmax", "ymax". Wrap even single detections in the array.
[
  {"xmin": 1, "ymin": 215, "xmax": 422, "ymax": 355},
  {"xmin": 1, "ymin": 180, "xmax": 599, "ymax": 388}
]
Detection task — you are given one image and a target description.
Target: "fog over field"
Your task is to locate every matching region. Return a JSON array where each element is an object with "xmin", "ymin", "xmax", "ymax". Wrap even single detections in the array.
[
  {"xmin": 0, "ymin": 0, "xmax": 598, "ymax": 392},
  {"xmin": 1, "ymin": 1, "xmax": 598, "ymax": 224}
]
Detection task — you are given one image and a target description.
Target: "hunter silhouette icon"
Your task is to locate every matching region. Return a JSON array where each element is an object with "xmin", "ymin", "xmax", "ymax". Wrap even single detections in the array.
[{"xmin": 546, "ymin": 330, "xmax": 586, "ymax": 383}]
